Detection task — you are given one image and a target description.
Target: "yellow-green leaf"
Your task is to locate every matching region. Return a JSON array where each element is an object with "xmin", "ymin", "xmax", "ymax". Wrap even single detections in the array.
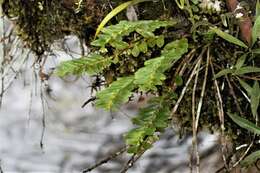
[
  {"xmin": 96, "ymin": 76, "xmax": 135, "ymax": 110},
  {"xmin": 156, "ymin": 35, "xmax": 165, "ymax": 48},
  {"xmin": 132, "ymin": 44, "xmax": 140, "ymax": 57}
]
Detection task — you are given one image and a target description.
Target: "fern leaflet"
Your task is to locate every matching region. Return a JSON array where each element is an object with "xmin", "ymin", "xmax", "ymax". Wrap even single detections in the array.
[
  {"xmin": 125, "ymin": 97, "xmax": 171, "ymax": 154},
  {"xmin": 91, "ymin": 20, "xmax": 176, "ymax": 48},
  {"xmin": 56, "ymin": 53, "xmax": 112, "ymax": 76},
  {"xmin": 134, "ymin": 38, "xmax": 188, "ymax": 91},
  {"xmin": 95, "ymin": 76, "xmax": 135, "ymax": 110}
]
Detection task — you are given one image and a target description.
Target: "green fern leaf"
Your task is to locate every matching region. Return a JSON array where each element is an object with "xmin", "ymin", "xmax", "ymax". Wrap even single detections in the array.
[
  {"xmin": 56, "ymin": 53, "xmax": 112, "ymax": 76},
  {"xmin": 95, "ymin": 76, "xmax": 135, "ymax": 110},
  {"xmin": 134, "ymin": 38, "xmax": 188, "ymax": 91},
  {"xmin": 134, "ymin": 56, "xmax": 169, "ymax": 91},
  {"xmin": 91, "ymin": 20, "xmax": 176, "ymax": 48},
  {"xmin": 125, "ymin": 97, "xmax": 170, "ymax": 154}
]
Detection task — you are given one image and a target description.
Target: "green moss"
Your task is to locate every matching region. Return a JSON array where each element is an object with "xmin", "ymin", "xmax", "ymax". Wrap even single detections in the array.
[{"xmin": 2, "ymin": 0, "xmax": 107, "ymax": 55}]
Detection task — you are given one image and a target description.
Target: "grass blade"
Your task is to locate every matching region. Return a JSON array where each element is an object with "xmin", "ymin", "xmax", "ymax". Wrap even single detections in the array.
[
  {"xmin": 213, "ymin": 69, "xmax": 234, "ymax": 79},
  {"xmin": 234, "ymin": 66, "xmax": 260, "ymax": 75},
  {"xmin": 251, "ymin": 81, "xmax": 260, "ymax": 117},
  {"xmin": 227, "ymin": 112, "xmax": 260, "ymax": 134},
  {"xmin": 252, "ymin": 16, "xmax": 260, "ymax": 45},
  {"xmin": 256, "ymin": 0, "xmax": 260, "ymax": 17},
  {"xmin": 210, "ymin": 27, "xmax": 248, "ymax": 48},
  {"xmin": 235, "ymin": 53, "xmax": 248, "ymax": 69}
]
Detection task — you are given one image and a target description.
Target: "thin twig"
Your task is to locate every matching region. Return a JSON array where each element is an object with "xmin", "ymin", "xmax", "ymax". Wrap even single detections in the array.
[
  {"xmin": 40, "ymin": 82, "xmax": 46, "ymax": 150},
  {"xmin": 210, "ymin": 58, "xmax": 228, "ymax": 170},
  {"xmin": 191, "ymin": 53, "xmax": 201, "ymax": 173},
  {"xmin": 171, "ymin": 58, "xmax": 200, "ymax": 117},
  {"xmin": 0, "ymin": 14, "xmax": 6, "ymax": 108},
  {"xmin": 171, "ymin": 47, "xmax": 207, "ymax": 120},
  {"xmin": 172, "ymin": 49, "xmax": 196, "ymax": 90},
  {"xmin": 27, "ymin": 72, "xmax": 34, "ymax": 128},
  {"xmin": 225, "ymin": 76, "xmax": 243, "ymax": 115},
  {"xmin": 231, "ymin": 138, "xmax": 254, "ymax": 169},
  {"xmin": 120, "ymin": 151, "xmax": 144, "ymax": 173},
  {"xmin": 195, "ymin": 47, "xmax": 209, "ymax": 130},
  {"xmin": 82, "ymin": 146, "xmax": 127, "ymax": 173},
  {"xmin": 233, "ymin": 77, "xmax": 250, "ymax": 103}
]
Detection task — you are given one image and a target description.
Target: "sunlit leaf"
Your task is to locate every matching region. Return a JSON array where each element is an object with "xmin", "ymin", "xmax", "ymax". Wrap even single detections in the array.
[
  {"xmin": 175, "ymin": 0, "xmax": 185, "ymax": 9},
  {"xmin": 95, "ymin": 76, "xmax": 135, "ymax": 110},
  {"xmin": 156, "ymin": 35, "xmax": 165, "ymax": 48},
  {"xmin": 125, "ymin": 96, "xmax": 170, "ymax": 154},
  {"xmin": 132, "ymin": 44, "xmax": 140, "ymax": 57},
  {"xmin": 92, "ymin": 20, "xmax": 175, "ymax": 48},
  {"xmin": 138, "ymin": 41, "xmax": 148, "ymax": 53},
  {"xmin": 56, "ymin": 53, "xmax": 112, "ymax": 76},
  {"xmin": 134, "ymin": 39, "xmax": 188, "ymax": 91},
  {"xmin": 110, "ymin": 39, "xmax": 129, "ymax": 50}
]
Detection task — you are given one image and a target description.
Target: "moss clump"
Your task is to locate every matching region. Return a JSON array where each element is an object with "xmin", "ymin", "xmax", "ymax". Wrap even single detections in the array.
[{"xmin": 2, "ymin": 0, "xmax": 107, "ymax": 56}]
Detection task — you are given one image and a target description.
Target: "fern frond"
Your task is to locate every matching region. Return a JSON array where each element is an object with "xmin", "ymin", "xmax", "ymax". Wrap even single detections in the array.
[
  {"xmin": 134, "ymin": 38, "xmax": 188, "ymax": 91},
  {"xmin": 95, "ymin": 76, "xmax": 135, "ymax": 110},
  {"xmin": 134, "ymin": 56, "xmax": 169, "ymax": 91},
  {"xmin": 91, "ymin": 20, "xmax": 176, "ymax": 48},
  {"xmin": 56, "ymin": 53, "xmax": 112, "ymax": 77},
  {"xmin": 125, "ymin": 97, "xmax": 170, "ymax": 154}
]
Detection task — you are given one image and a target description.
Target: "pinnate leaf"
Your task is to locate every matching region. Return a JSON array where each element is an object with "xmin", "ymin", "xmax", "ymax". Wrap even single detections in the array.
[
  {"xmin": 125, "ymin": 97, "xmax": 170, "ymax": 154},
  {"xmin": 95, "ymin": 76, "xmax": 135, "ymax": 110},
  {"xmin": 134, "ymin": 38, "xmax": 188, "ymax": 91},
  {"xmin": 56, "ymin": 53, "xmax": 112, "ymax": 76}
]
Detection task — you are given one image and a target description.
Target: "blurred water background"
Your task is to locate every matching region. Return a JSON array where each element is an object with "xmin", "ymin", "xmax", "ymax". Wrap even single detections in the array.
[{"xmin": 0, "ymin": 17, "xmax": 220, "ymax": 173}]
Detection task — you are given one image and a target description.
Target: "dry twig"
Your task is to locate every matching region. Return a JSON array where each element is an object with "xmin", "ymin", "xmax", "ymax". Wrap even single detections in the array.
[
  {"xmin": 82, "ymin": 146, "xmax": 127, "ymax": 173},
  {"xmin": 210, "ymin": 58, "xmax": 228, "ymax": 170}
]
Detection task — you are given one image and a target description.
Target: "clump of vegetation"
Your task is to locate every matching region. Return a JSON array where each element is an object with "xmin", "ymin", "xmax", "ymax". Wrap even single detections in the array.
[
  {"xmin": 2, "ymin": 0, "xmax": 106, "ymax": 56},
  {"xmin": 2, "ymin": 0, "xmax": 260, "ymax": 172}
]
